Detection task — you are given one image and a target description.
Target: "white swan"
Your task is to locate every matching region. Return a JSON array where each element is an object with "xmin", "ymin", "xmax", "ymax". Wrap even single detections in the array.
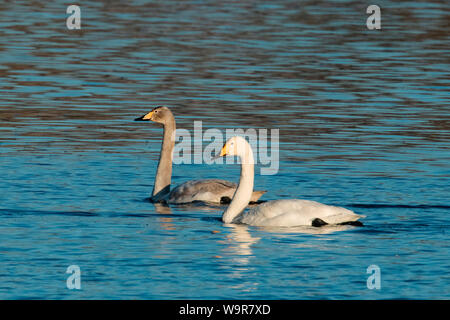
[
  {"xmin": 134, "ymin": 106, "xmax": 266, "ymax": 204},
  {"xmin": 214, "ymin": 136, "xmax": 365, "ymax": 227}
]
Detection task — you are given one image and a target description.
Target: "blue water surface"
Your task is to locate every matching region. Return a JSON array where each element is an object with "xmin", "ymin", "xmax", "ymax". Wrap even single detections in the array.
[{"xmin": 0, "ymin": 0, "xmax": 449, "ymax": 299}]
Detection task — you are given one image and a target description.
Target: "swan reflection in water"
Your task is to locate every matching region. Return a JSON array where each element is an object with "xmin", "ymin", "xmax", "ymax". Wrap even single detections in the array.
[
  {"xmin": 255, "ymin": 224, "xmax": 355, "ymax": 235},
  {"xmin": 150, "ymin": 201, "xmax": 358, "ymax": 292},
  {"xmin": 151, "ymin": 201, "xmax": 222, "ymax": 231},
  {"xmin": 152, "ymin": 202, "xmax": 176, "ymax": 230},
  {"xmin": 221, "ymin": 223, "xmax": 355, "ymax": 262},
  {"xmin": 215, "ymin": 221, "xmax": 356, "ymax": 292},
  {"xmin": 216, "ymin": 223, "xmax": 261, "ymax": 292}
]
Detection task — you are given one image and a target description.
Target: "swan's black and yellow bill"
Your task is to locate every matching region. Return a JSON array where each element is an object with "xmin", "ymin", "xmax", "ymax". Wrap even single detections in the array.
[
  {"xmin": 212, "ymin": 144, "xmax": 228, "ymax": 160},
  {"xmin": 134, "ymin": 111, "xmax": 154, "ymax": 121}
]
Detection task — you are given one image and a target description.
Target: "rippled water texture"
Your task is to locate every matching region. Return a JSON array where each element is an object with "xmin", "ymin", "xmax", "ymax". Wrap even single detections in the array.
[{"xmin": 0, "ymin": 0, "xmax": 449, "ymax": 299}]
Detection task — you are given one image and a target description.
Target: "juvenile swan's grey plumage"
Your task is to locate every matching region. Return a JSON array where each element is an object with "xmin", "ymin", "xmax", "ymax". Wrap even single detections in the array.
[
  {"xmin": 215, "ymin": 136, "xmax": 365, "ymax": 227},
  {"xmin": 134, "ymin": 106, "xmax": 266, "ymax": 204}
]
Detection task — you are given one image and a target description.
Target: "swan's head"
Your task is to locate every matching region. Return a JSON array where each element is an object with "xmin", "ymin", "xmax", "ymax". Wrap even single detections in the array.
[
  {"xmin": 134, "ymin": 106, "xmax": 173, "ymax": 124},
  {"xmin": 215, "ymin": 136, "xmax": 254, "ymax": 164}
]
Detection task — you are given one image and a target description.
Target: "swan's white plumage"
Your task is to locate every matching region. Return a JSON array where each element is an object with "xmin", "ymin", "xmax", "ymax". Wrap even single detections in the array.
[
  {"xmin": 218, "ymin": 136, "xmax": 365, "ymax": 227},
  {"xmin": 234, "ymin": 199, "xmax": 364, "ymax": 227}
]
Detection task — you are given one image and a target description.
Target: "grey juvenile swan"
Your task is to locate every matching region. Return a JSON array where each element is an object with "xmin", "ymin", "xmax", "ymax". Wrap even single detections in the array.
[
  {"xmin": 214, "ymin": 136, "xmax": 365, "ymax": 227},
  {"xmin": 134, "ymin": 106, "xmax": 266, "ymax": 204}
]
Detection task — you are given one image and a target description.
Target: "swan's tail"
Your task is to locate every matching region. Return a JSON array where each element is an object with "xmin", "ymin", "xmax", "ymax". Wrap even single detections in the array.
[
  {"xmin": 250, "ymin": 190, "xmax": 267, "ymax": 202},
  {"xmin": 313, "ymin": 213, "xmax": 365, "ymax": 227},
  {"xmin": 323, "ymin": 208, "xmax": 365, "ymax": 226}
]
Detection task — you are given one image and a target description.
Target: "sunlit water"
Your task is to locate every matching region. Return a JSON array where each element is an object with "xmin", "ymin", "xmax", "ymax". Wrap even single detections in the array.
[{"xmin": 0, "ymin": 0, "xmax": 449, "ymax": 299}]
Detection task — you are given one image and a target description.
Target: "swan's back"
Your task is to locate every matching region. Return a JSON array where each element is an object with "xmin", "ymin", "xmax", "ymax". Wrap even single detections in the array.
[
  {"xmin": 168, "ymin": 179, "xmax": 265, "ymax": 204},
  {"xmin": 237, "ymin": 199, "xmax": 363, "ymax": 227}
]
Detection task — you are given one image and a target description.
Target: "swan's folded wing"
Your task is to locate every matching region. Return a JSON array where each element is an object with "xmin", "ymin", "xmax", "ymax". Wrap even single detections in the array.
[
  {"xmin": 239, "ymin": 199, "xmax": 364, "ymax": 227},
  {"xmin": 321, "ymin": 209, "xmax": 365, "ymax": 224},
  {"xmin": 168, "ymin": 179, "xmax": 266, "ymax": 204},
  {"xmin": 168, "ymin": 179, "xmax": 237, "ymax": 203},
  {"xmin": 285, "ymin": 200, "xmax": 365, "ymax": 225}
]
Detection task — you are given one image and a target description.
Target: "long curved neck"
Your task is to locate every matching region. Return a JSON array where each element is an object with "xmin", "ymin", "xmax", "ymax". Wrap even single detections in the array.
[
  {"xmin": 152, "ymin": 117, "xmax": 176, "ymax": 198},
  {"xmin": 222, "ymin": 145, "xmax": 254, "ymax": 224}
]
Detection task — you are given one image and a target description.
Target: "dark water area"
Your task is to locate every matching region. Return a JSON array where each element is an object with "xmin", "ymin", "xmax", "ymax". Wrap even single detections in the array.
[{"xmin": 0, "ymin": 0, "xmax": 449, "ymax": 299}]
